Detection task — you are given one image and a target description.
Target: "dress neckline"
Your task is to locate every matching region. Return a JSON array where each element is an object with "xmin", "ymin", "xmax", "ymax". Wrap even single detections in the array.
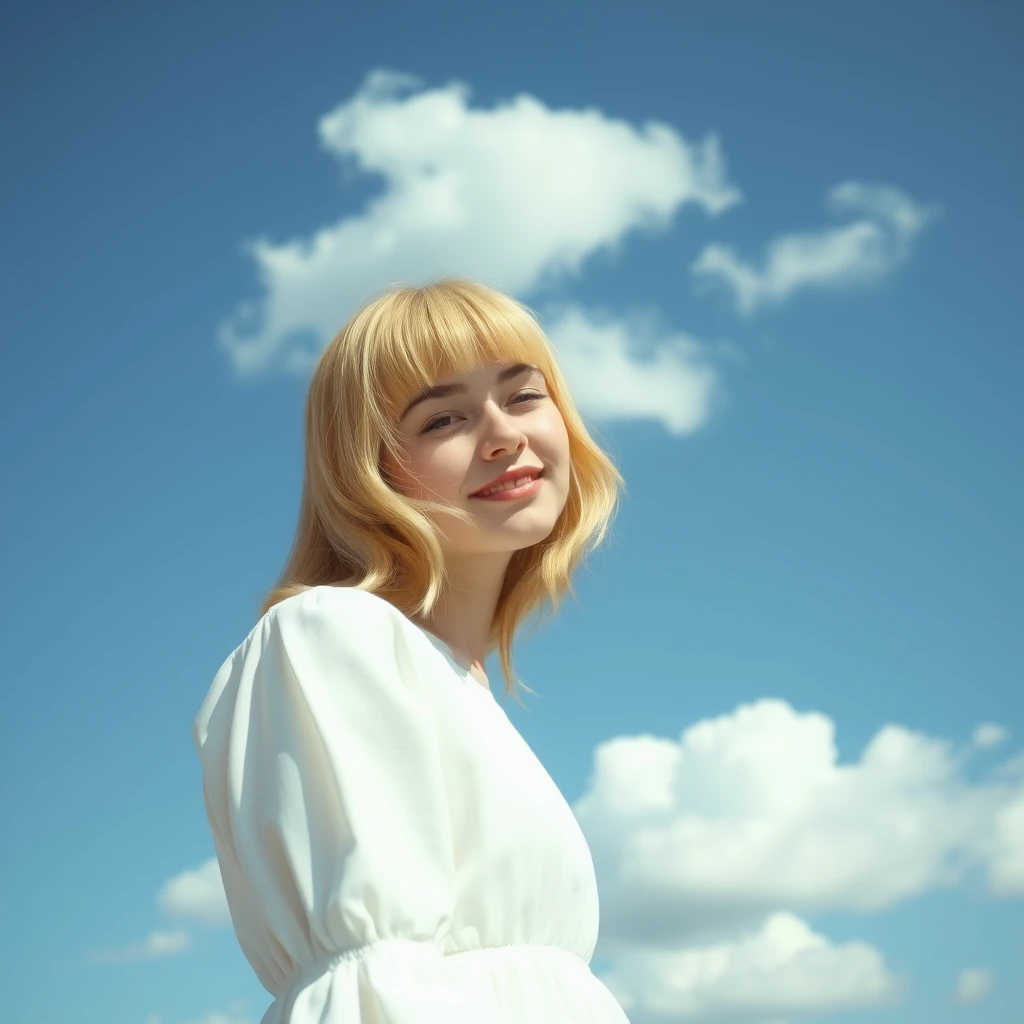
[
  {"xmin": 407, "ymin": 622, "xmax": 494, "ymax": 696},
  {"xmin": 320, "ymin": 586, "xmax": 495, "ymax": 697}
]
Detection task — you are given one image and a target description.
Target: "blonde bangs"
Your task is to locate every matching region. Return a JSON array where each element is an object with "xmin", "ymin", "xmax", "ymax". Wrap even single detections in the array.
[{"xmin": 363, "ymin": 280, "xmax": 558, "ymax": 426}]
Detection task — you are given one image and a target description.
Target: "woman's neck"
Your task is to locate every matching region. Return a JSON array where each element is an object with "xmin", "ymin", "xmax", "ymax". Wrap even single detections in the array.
[{"xmin": 413, "ymin": 549, "xmax": 511, "ymax": 674}]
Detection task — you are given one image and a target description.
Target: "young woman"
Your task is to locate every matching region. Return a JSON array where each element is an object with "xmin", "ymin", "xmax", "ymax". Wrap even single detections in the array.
[{"xmin": 193, "ymin": 279, "xmax": 630, "ymax": 1022}]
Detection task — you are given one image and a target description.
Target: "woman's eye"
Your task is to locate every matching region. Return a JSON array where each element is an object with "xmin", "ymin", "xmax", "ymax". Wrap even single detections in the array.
[
  {"xmin": 513, "ymin": 391, "xmax": 546, "ymax": 405},
  {"xmin": 422, "ymin": 414, "xmax": 454, "ymax": 433},
  {"xmin": 422, "ymin": 391, "xmax": 546, "ymax": 433}
]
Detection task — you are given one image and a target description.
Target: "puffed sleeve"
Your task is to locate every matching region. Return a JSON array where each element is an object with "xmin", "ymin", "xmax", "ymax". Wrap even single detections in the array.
[{"xmin": 192, "ymin": 586, "xmax": 499, "ymax": 1023}]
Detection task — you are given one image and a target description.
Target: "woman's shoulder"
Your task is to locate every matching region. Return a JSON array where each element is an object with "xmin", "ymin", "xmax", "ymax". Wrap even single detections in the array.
[
  {"xmin": 269, "ymin": 583, "xmax": 397, "ymax": 622},
  {"xmin": 245, "ymin": 584, "xmax": 408, "ymax": 656},
  {"xmin": 195, "ymin": 586, "xmax": 420, "ymax": 751}
]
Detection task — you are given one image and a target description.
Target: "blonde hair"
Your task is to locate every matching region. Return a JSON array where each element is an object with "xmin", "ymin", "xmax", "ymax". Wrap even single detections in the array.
[{"xmin": 259, "ymin": 277, "xmax": 624, "ymax": 703}]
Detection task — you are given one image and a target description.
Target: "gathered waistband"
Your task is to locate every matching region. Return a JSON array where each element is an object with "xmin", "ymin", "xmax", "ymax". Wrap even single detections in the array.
[
  {"xmin": 276, "ymin": 937, "xmax": 591, "ymax": 1000},
  {"xmin": 448, "ymin": 940, "xmax": 590, "ymax": 968}
]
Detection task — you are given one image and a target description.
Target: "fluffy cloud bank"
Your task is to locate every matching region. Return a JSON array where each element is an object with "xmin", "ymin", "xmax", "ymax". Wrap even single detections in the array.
[
  {"xmin": 691, "ymin": 181, "xmax": 941, "ymax": 314},
  {"xmin": 577, "ymin": 699, "xmax": 1021, "ymax": 958},
  {"xmin": 216, "ymin": 69, "xmax": 740, "ymax": 438},
  {"xmin": 601, "ymin": 911, "xmax": 901, "ymax": 1022},
  {"xmin": 574, "ymin": 699, "xmax": 1019, "ymax": 1021}
]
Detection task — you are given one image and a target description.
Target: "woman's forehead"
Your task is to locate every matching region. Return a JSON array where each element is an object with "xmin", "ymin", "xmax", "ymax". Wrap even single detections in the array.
[
  {"xmin": 410, "ymin": 334, "xmax": 544, "ymax": 384},
  {"xmin": 431, "ymin": 358, "xmax": 541, "ymax": 385}
]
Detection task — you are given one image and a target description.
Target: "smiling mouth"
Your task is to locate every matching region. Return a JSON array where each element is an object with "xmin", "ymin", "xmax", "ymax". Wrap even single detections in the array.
[{"xmin": 471, "ymin": 469, "xmax": 544, "ymax": 498}]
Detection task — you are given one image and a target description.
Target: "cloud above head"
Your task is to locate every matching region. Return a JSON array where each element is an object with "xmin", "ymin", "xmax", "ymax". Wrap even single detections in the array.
[
  {"xmin": 542, "ymin": 303, "xmax": 732, "ymax": 437},
  {"xmin": 574, "ymin": 699, "xmax": 1022, "ymax": 952},
  {"xmin": 217, "ymin": 69, "xmax": 741, "ymax": 376},
  {"xmin": 691, "ymin": 181, "xmax": 942, "ymax": 315}
]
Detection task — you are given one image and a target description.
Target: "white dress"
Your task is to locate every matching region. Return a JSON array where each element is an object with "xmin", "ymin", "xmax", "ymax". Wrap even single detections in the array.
[{"xmin": 193, "ymin": 584, "xmax": 631, "ymax": 1023}]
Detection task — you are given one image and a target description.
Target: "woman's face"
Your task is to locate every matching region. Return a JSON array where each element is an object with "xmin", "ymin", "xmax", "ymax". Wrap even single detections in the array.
[{"xmin": 385, "ymin": 360, "xmax": 571, "ymax": 557}]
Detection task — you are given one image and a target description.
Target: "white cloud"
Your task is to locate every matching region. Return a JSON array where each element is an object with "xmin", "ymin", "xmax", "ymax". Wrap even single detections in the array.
[
  {"xmin": 158, "ymin": 857, "xmax": 230, "ymax": 925},
  {"xmin": 87, "ymin": 929, "xmax": 190, "ymax": 964},
  {"xmin": 543, "ymin": 303, "xmax": 730, "ymax": 436},
  {"xmin": 179, "ymin": 1005, "xmax": 254, "ymax": 1024},
  {"xmin": 993, "ymin": 751, "xmax": 1024, "ymax": 779},
  {"xmin": 953, "ymin": 967, "xmax": 994, "ymax": 1005},
  {"xmin": 574, "ymin": 698, "xmax": 1023, "ymax": 953},
  {"xmin": 691, "ymin": 181, "xmax": 941, "ymax": 314},
  {"xmin": 987, "ymin": 793, "xmax": 1024, "ymax": 895},
  {"xmin": 217, "ymin": 68, "xmax": 741, "ymax": 388},
  {"xmin": 599, "ymin": 911, "xmax": 900, "ymax": 1022},
  {"xmin": 973, "ymin": 722, "xmax": 1009, "ymax": 749}
]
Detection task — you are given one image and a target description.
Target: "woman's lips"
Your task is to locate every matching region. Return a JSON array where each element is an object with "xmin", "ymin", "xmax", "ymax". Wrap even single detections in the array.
[{"xmin": 470, "ymin": 475, "xmax": 544, "ymax": 501}]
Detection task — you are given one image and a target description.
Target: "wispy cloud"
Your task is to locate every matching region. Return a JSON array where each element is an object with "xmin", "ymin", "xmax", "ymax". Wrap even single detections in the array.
[
  {"xmin": 86, "ymin": 929, "xmax": 190, "ymax": 964},
  {"xmin": 143, "ymin": 1001, "xmax": 254, "ymax": 1024},
  {"xmin": 692, "ymin": 181, "xmax": 941, "ymax": 314},
  {"xmin": 953, "ymin": 967, "xmax": 995, "ymax": 1005},
  {"xmin": 158, "ymin": 857, "xmax": 230, "ymax": 926},
  {"xmin": 973, "ymin": 722, "xmax": 1009, "ymax": 749},
  {"xmin": 178, "ymin": 1004, "xmax": 255, "ymax": 1024},
  {"xmin": 217, "ymin": 68, "xmax": 741, "ymax": 396}
]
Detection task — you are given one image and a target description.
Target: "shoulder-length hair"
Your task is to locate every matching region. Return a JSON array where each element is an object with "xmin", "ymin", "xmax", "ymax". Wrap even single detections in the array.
[{"xmin": 259, "ymin": 277, "xmax": 624, "ymax": 704}]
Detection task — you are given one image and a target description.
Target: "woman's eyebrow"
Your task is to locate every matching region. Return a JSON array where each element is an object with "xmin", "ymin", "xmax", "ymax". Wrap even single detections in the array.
[{"xmin": 400, "ymin": 362, "xmax": 539, "ymax": 421}]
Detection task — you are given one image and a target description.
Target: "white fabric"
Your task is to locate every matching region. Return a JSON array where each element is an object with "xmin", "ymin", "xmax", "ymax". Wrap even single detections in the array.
[{"xmin": 193, "ymin": 584, "xmax": 631, "ymax": 1023}]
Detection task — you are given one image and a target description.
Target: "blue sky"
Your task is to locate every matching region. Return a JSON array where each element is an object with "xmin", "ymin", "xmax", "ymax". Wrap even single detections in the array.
[{"xmin": 2, "ymin": 2, "xmax": 1021, "ymax": 1022}]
